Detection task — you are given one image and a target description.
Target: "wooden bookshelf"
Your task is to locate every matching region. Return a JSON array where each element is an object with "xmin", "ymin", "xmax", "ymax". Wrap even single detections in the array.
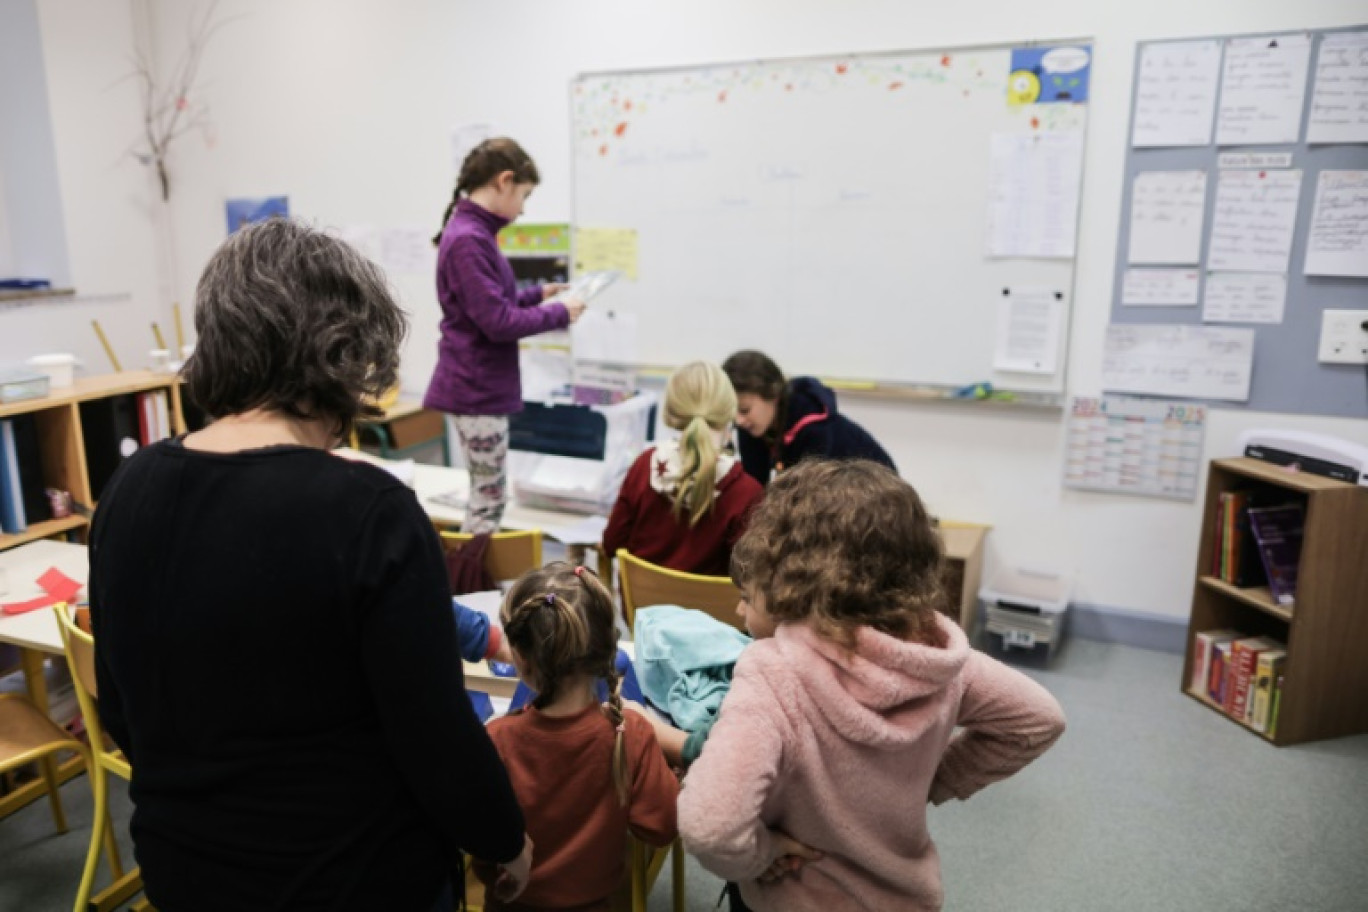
[
  {"xmin": 1182, "ymin": 458, "xmax": 1368, "ymax": 746},
  {"xmin": 0, "ymin": 372, "xmax": 186, "ymax": 553}
]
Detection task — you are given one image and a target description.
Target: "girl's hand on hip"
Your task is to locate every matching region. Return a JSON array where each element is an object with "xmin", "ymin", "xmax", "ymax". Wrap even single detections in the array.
[{"xmin": 758, "ymin": 832, "xmax": 823, "ymax": 884}]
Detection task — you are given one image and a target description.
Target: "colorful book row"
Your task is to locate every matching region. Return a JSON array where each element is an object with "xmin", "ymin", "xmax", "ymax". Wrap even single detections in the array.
[{"xmin": 1191, "ymin": 629, "xmax": 1286, "ymax": 737}]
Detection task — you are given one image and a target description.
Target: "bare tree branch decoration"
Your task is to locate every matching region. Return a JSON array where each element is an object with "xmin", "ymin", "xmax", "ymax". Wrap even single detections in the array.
[{"xmin": 127, "ymin": 1, "xmax": 232, "ymax": 200}]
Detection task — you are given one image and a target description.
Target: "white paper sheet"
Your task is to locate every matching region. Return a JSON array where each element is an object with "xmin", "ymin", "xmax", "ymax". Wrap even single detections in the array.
[
  {"xmin": 331, "ymin": 224, "xmax": 382, "ymax": 264},
  {"xmin": 450, "ymin": 122, "xmax": 493, "ymax": 178},
  {"xmin": 1208, "ymin": 170, "xmax": 1303, "ymax": 273},
  {"xmin": 1307, "ymin": 31, "xmax": 1368, "ymax": 144},
  {"xmin": 1121, "ymin": 269, "xmax": 1201, "ymax": 306},
  {"xmin": 378, "ymin": 227, "xmax": 437, "ymax": 276},
  {"xmin": 1063, "ymin": 396, "xmax": 1206, "ymax": 501},
  {"xmin": 1216, "ymin": 34, "xmax": 1312, "ymax": 145},
  {"xmin": 1132, "ymin": 40, "xmax": 1224, "ymax": 147},
  {"xmin": 1304, "ymin": 171, "xmax": 1368, "ymax": 278},
  {"xmin": 993, "ymin": 287, "xmax": 1065, "ymax": 375},
  {"xmin": 570, "ymin": 309, "xmax": 640, "ymax": 364},
  {"xmin": 985, "ymin": 131, "xmax": 1085, "ymax": 259},
  {"xmin": 1202, "ymin": 273, "xmax": 1287, "ymax": 324},
  {"xmin": 1102, "ymin": 324, "xmax": 1254, "ymax": 401},
  {"xmin": 1128, "ymin": 171, "xmax": 1208, "ymax": 265}
]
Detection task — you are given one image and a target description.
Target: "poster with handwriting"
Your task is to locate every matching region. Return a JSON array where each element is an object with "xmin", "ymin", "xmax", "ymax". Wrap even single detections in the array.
[
  {"xmin": 1121, "ymin": 268, "xmax": 1201, "ymax": 306},
  {"xmin": 993, "ymin": 286, "xmax": 1065, "ymax": 374},
  {"xmin": 1208, "ymin": 169, "xmax": 1303, "ymax": 273},
  {"xmin": 1304, "ymin": 170, "xmax": 1368, "ymax": 277},
  {"xmin": 1202, "ymin": 273, "xmax": 1287, "ymax": 324},
  {"xmin": 1128, "ymin": 171, "xmax": 1207, "ymax": 265},
  {"xmin": 1216, "ymin": 34, "xmax": 1312, "ymax": 146},
  {"xmin": 1307, "ymin": 31, "xmax": 1368, "ymax": 144},
  {"xmin": 1102, "ymin": 324, "xmax": 1254, "ymax": 401},
  {"xmin": 985, "ymin": 131, "xmax": 1085, "ymax": 259},
  {"xmin": 1132, "ymin": 40, "xmax": 1223, "ymax": 147}
]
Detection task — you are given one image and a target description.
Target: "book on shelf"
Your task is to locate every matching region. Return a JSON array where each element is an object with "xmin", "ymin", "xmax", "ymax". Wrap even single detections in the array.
[
  {"xmin": 1268, "ymin": 674, "xmax": 1285, "ymax": 739},
  {"xmin": 0, "ymin": 415, "xmax": 49, "ymax": 534},
  {"xmin": 80, "ymin": 394, "xmax": 142, "ymax": 502},
  {"xmin": 1208, "ymin": 639, "xmax": 1237, "ymax": 706},
  {"xmin": 1246, "ymin": 504, "xmax": 1304, "ymax": 608},
  {"xmin": 1191, "ymin": 629, "xmax": 1240, "ymax": 695},
  {"xmin": 1250, "ymin": 648, "xmax": 1287, "ymax": 732},
  {"xmin": 1214, "ymin": 490, "xmax": 1268, "ymax": 588},
  {"xmin": 1226, "ymin": 636, "xmax": 1283, "ymax": 721}
]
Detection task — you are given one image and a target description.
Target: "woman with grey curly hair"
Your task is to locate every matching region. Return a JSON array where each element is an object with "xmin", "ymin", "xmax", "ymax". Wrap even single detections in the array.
[{"xmin": 88, "ymin": 218, "xmax": 531, "ymax": 912}]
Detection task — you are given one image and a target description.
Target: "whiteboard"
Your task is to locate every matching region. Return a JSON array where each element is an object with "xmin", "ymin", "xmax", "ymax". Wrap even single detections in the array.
[{"xmin": 570, "ymin": 42, "xmax": 1091, "ymax": 396}]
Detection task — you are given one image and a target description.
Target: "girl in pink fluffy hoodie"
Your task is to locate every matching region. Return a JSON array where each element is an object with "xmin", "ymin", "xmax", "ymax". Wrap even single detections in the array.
[{"xmin": 677, "ymin": 459, "xmax": 1066, "ymax": 912}]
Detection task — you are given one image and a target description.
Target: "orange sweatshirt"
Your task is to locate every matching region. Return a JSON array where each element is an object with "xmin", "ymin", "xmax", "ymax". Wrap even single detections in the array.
[{"xmin": 482, "ymin": 702, "xmax": 679, "ymax": 910}]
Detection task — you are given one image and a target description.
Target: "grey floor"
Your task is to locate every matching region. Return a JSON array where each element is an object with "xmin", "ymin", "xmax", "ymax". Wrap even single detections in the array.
[{"xmin": 3, "ymin": 638, "xmax": 1366, "ymax": 911}]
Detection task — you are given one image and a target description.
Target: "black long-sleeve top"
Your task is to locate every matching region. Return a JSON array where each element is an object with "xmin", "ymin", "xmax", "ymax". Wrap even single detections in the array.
[{"xmin": 89, "ymin": 440, "xmax": 524, "ymax": 912}]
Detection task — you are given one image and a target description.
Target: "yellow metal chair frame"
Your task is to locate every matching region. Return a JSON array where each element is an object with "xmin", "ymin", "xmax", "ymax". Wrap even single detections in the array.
[
  {"xmin": 438, "ymin": 529, "xmax": 544, "ymax": 588},
  {"xmin": 53, "ymin": 604, "xmax": 152, "ymax": 912},
  {"xmin": 615, "ymin": 549, "xmax": 744, "ymax": 632},
  {"xmin": 0, "ymin": 692, "xmax": 85, "ymax": 838}
]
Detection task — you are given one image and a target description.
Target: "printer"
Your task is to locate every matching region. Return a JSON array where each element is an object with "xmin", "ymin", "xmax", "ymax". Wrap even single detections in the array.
[{"xmin": 1238, "ymin": 429, "xmax": 1368, "ymax": 487}]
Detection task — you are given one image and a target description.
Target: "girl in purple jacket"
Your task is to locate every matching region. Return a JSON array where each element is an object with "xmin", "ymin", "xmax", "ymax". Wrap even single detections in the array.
[{"xmin": 425, "ymin": 138, "xmax": 586, "ymax": 532}]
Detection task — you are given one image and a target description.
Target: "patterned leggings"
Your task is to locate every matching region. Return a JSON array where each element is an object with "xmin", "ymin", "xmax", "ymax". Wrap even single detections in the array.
[{"xmin": 448, "ymin": 415, "xmax": 509, "ymax": 534}]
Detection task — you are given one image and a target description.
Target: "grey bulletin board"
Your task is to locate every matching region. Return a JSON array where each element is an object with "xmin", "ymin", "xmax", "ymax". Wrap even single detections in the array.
[{"xmin": 1111, "ymin": 25, "xmax": 1368, "ymax": 420}]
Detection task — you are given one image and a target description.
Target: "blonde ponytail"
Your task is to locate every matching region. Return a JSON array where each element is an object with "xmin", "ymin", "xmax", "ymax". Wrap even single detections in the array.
[{"xmin": 664, "ymin": 362, "xmax": 738, "ymax": 527}]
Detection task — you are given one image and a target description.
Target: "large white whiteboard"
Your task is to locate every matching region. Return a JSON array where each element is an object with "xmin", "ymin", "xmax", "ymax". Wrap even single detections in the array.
[{"xmin": 571, "ymin": 42, "xmax": 1090, "ymax": 395}]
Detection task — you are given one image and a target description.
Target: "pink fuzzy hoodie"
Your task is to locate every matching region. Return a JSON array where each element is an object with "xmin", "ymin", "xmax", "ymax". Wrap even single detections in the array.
[{"xmin": 677, "ymin": 613, "xmax": 1065, "ymax": 911}]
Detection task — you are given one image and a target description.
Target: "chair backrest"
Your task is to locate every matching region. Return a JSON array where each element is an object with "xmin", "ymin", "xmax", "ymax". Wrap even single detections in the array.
[
  {"xmin": 52, "ymin": 603, "xmax": 122, "ymax": 763},
  {"xmin": 616, "ymin": 549, "xmax": 744, "ymax": 632},
  {"xmin": 439, "ymin": 529, "xmax": 543, "ymax": 585}
]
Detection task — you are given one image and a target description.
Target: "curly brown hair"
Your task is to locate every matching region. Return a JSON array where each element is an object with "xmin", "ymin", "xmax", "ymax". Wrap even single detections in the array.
[{"xmin": 731, "ymin": 459, "xmax": 946, "ymax": 647}]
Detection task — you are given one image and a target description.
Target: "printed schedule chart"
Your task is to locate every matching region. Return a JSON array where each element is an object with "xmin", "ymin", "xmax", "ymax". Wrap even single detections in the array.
[{"xmin": 1064, "ymin": 396, "xmax": 1207, "ymax": 500}]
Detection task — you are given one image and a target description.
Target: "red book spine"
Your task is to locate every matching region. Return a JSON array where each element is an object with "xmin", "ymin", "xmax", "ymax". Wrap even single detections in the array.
[{"xmin": 1228, "ymin": 642, "xmax": 1261, "ymax": 719}]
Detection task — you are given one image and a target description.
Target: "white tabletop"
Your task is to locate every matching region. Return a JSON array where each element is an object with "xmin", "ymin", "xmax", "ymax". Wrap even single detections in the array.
[{"xmin": 0, "ymin": 539, "xmax": 87, "ymax": 653}]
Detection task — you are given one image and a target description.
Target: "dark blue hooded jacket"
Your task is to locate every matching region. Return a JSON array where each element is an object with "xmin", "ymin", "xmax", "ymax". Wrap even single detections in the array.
[{"xmin": 735, "ymin": 376, "xmax": 896, "ymax": 485}]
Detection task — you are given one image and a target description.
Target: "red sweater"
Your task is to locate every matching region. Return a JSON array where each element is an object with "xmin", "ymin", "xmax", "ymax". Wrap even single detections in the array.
[
  {"xmin": 482, "ymin": 703, "xmax": 678, "ymax": 910},
  {"xmin": 602, "ymin": 443, "xmax": 764, "ymax": 577}
]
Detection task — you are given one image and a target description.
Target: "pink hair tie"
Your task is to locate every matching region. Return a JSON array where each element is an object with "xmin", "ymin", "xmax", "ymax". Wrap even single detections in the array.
[
  {"xmin": 544, "ymin": 593, "xmax": 555, "ymax": 606},
  {"xmin": 615, "ymin": 722, "xmax": 626, "ymax": 734},
  {"xmin": 574, "ymin": 565, "xmax": 586, "ymax": 578}
]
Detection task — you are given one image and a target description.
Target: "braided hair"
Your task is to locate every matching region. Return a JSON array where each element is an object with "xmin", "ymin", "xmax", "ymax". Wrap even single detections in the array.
[
  {"xmin": 501, "ymin": 562, "xmax": 629, "ymax": 805},
  {"xmin": 433, "ymin": 137, "xmax": 541, "ymax": 245}
]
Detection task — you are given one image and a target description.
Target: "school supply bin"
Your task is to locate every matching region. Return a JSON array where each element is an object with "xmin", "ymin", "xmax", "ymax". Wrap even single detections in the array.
[{"xmin": 980, "ymin": 566, "xmax": 1073, "ymax": 664}]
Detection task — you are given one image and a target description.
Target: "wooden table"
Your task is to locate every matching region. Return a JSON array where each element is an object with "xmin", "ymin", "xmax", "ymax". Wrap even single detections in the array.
[{"xmin": 354, "ymin": 400, "xmax": 448, "ymax": 462}]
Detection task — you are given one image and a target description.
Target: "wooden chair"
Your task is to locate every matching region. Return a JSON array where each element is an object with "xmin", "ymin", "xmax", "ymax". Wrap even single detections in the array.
[
  {"xmin": 0, "ymin": 690, "xmax": 86, "ymax": 839},
  {"xmin": 615, "ymin": 549, "xmax": 744, "ymax": 632},
  {"xmin": 438, "ymin": 529, "xmax": 543, "ymax": 590},
  {"xmin": 53, "ymin": 604, "xmax": 153, "ymax": 912}
]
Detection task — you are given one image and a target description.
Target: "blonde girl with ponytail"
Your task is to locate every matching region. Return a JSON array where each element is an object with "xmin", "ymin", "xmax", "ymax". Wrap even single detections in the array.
[
  {"xmin": 602, "ymin": 362, "xmax": 765, "ymax": 577},
  {"xmin": 477, "ymin": 563, "xmax": 678, "ymax": 912}
]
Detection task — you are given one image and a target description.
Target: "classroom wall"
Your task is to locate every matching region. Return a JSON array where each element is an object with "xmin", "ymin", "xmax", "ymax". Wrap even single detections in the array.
[
  {"xmin": 29, "ymin": 0, "xmax": 1368, "ymax": 621},
  {"xmin": 0, "ymin": 0, "xmax": 168, "ymax": 375}
]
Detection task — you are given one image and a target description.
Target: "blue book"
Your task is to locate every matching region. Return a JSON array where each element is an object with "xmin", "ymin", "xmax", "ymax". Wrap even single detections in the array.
[
  {"xmin": 466, "ymin": 690, "xmax": 495, "ymax": 723},
  {"xmin": 0, "ymin": 419, "xmax": 26, "ymax": 534}
]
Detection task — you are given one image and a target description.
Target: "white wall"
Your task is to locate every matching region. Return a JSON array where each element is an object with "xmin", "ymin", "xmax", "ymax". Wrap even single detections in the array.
[
  {"xmin": 0, "ymin": 0, "xmax": 169, "ymax": 376},
  {"xmin": 35, "ymin": 0, "xmax": 1368, "ymax": 619}
]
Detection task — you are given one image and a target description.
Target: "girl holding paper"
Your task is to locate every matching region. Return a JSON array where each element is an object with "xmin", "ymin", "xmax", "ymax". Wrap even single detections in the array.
[{"xmin": 425, "ymin": 138, "xmax": 586, "ymax": 532}]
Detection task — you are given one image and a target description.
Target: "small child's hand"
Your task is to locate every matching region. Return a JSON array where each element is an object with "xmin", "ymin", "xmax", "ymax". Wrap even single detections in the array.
[
  {"xmin": 541, "ymin": 282, "xmax": 570, "ymax": 301},
  {"xmin": 758, "ymin": 832, "xmax": 823, "ymax": 884}
]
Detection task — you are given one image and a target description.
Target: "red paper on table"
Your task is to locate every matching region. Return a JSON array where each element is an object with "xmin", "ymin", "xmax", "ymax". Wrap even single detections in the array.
[
  {"xmin": 1, "ymin": 594, "xmax": 63, "ymax": 616},
  {"xmin": 36, "ymin": 567, "xmax": 82, "ymax": 602}
]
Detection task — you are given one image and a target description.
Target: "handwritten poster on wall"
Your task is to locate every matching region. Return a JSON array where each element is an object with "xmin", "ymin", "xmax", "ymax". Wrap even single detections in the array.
[
  {"xmin": 1216, "ymin": 34, "xmax": 1312, "ymax": 145},
  {"xmin": 1202, "ymin": 273, "xmax": 1287, "ymax": 324},
  {"xmin": 1128, "ymin": 171, "xmax": 1207, "ymax": 265},
  {"xmin": 1307, "ymin": 31, "xmax": 1368, "ymax": 144},
  {"xmin": 1122, "ymin": 268, "xmax": 1201, "ymax": 306},
  {"xmin": 1207, "ymin": 169, "xmax": 1303, "ymax": 273},
  {"xmin": 1304, "ymin": 170, "xmax": 1368, "ymax": 278},
  {"xmin": 1102, "ymin": 324, "xmax": 1255, "ymax": 401},
  {"xmin": 985, "ymin": 131, "xmax": 1085, "ymax": 259},
  {"xmin": 1131, "ymin": 39, "xmax": 1223, "ymax": 147}
]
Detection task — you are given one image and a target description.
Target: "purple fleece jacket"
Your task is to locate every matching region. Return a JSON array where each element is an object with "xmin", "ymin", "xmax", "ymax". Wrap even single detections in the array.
[
  {"xmin": 423, "ymin": 199, "xmax": 569, "ymax": 416},
  {"xmin": 678, "ymin": 614, "xmax": 1066, "ymax": 911}
]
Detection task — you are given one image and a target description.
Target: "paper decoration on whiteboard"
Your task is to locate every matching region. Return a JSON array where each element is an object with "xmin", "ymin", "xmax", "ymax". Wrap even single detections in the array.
[
  {"xmin": 571, "ymin": 309, "xmax": 639, "ymax": 365},
  {"xmin": 1307, "ymin": 31, "xmax": 1368, "ymax": 144},
  {"xmin": 574, "ymin": 227, "xmax": 639, "ymax": 280},
  {"xmin": 1102, "ymin": 324, "xmax": 1254, "ymax": 402},
  {"xmin": 993, "ymin": 286, "xmax": 1065, "ymax": 375},
  {"xmin": 1216, "ymin": 34, "xmax": 1312, "ymax": 146},
  {"xmin": 1064, "ymin": 396, "xmax": 1205, "ymax": 501},
  {"xmin": 225, "ymin": 196, "xmax": 288, "ymax": 234},
  {"xmin": 1131, "ymin": 39, "xmax": 1222, "ymax": 147},
  {"xmin": 1207, "ymin": 169, "xmax": 1303, "ymax": 273},
  {"xmin": 1127, "ymin": 171, "xmax": 1207, "ymax": 265},
  {"xmin": 1122, "ymin": 269, "xmax": 1200, "ymax": 306},
  {"xmin": 1007, "ymin": 45, "xmax": 1091, "ymax": 105},
  {"xmin": 1304, "ymin": 171, "xmax": 1368, "ymax": 278},
  {"xmin": 379, "ymin": 228, "xmax": 437, "ymax": 276},
  {"xmin": 1202, "ymin": 273, "xmax": 1287, "ymax": 324},
  {"xmin": 985, "ymin": 131, "xmax": 1085, "ymax": 259}
]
